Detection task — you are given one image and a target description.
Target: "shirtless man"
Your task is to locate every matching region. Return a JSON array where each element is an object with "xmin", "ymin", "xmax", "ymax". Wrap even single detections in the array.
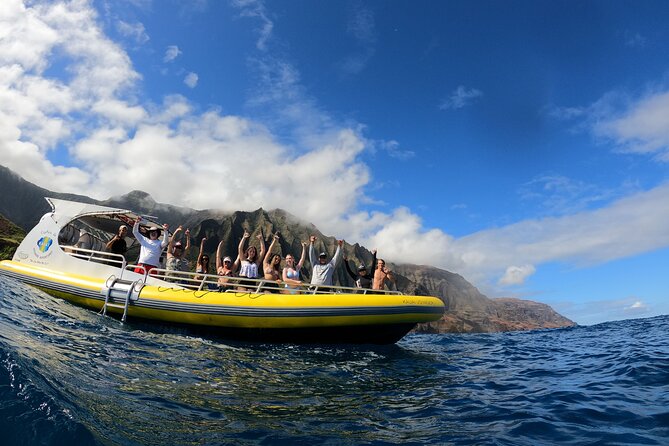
[{"xmin": 372, "ymin": 258, "xmax": 396, "ymax": 291}]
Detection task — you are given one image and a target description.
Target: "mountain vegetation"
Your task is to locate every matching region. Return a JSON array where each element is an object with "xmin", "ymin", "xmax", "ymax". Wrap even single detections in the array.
[{"xmin": 0, "ymin": 212, "xmax": 26, "ymax": 261}]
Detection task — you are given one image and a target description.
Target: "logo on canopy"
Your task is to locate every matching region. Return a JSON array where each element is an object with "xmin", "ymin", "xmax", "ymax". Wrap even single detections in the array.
[{"xmin": 37, "ymin": 236, "xmax": 53, "ymax": 253}]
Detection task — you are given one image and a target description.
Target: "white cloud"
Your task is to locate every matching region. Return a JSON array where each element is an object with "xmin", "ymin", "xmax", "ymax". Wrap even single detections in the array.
[
  {"xmin": 184, "ymin": 72, "xmax": 198, "ymax": 88},
  {"xmin": 232, "ymin": 0, "xmax": 273, "ymax": 51},
  {"xmin": 447, "ymin": 182, "xmax": 669, "ymax": 287},
  {"xmin": 375, "ymin": 139, "xmax": 415, "ymax": 160},
  {"xmin": 499, "ymin": 265, "xmax": 536, "ymax": 286},
  {"xmin": 116, "ymin": 20, "xmax": 149, "ymax": 44},
  {"xmin": 518, "ymin": 174, "xmax": 625, "ymax": 216},
  {"xmin": 569, "ymin": 296, "xmax": 653, "ymax": 326},
  {"xmin": 0, "ymin": 0, "xmax": 139, "ymax": 191},
  {"xmin": 0, "ymin": 0, "xmax": 60, "ymax": 73},
  {"xmin": 625, "ymin": 300, "xmax": 648, "ymax": 311},
  {"xmin": 164, "ymin": 45, "xmax": 181, "ymax": 63},
  {"xmin": 596, "ymin": 90, "xmax": 669, "ymax": 161},
  {"xmin": 0, "ymin": 1, "xmax": 372, "ymax": 227},
  {"xmin": 439, "ymin": 86, "xmax": 483, "ymax": 110}
]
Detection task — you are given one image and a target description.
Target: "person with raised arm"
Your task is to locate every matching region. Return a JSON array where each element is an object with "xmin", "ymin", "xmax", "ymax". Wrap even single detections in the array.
[
  {"xmin": 132, "ymin": 218, "xmax": 169, "ymax": 275},
  {"xmin": 344, "ymin": 249, "xmax": 377, "ymax": 290},
  {"xmin": 165, "ymin": 226, "xmax": 191, "ymax": 281},
  {"xmin": 262, "ymin": 233, "xmax": 283, "ymax": 293},
  {"xmin": 106, "ymin": 225, "xmax": 128, "ymax": 256},
  {"xmin": 194, "ymin": 237, "xmax": 213, "ymax": 288},
  {"xmin": 216, "ymin": 239, "xmax": 239, "ymax": 292},
  {"xmin": 282, "ymin": 241, "xmax": 307, "ymax": 294},
  {"xmin": 308, "ymin": 235, "xmax": 344, "ymax": 291},
  {"xmin": 237, "ymin": 230, "xmax": 266, "ymax": 290},
  {"xmin": 373, "ymin": 258, "xmax": 396, "ymax": 291},
  {"xmin": 105, "ymin": 225, "xmax": 128, "ymax": 266}
]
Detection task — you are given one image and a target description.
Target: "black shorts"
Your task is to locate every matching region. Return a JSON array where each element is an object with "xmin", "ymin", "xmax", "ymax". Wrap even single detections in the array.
[
  {"xmin": 237, "ymin": 276, "xmax": 258, "ymax": 290},
  {"xmin": 265, "ymin": 281, "xmax": 280, "ymax": 293}
]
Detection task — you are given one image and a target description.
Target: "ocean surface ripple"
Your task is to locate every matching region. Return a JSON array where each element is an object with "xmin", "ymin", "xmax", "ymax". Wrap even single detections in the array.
[{"xmin": 1, "ymin": 277, "xmax": 667, "ymax": 445}]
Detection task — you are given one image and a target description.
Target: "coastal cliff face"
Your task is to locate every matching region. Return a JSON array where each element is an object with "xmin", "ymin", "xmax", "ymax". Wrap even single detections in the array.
[
  {"xmin": 0, "ymin": 165, "xmax": 576, "ymax": 333},
  {"xmin": 0, "ymin": 213, "xmax": 25, "ymax": 260}
]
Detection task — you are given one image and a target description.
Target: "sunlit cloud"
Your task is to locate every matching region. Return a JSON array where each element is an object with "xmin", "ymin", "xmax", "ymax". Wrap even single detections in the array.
[
  {"xmin": 625, "ymin": 300, "xmax": 648, "ymax": 312},
  {"xmin": 499, "ymin": 265, "xmax": 536, "ymax": 286}
]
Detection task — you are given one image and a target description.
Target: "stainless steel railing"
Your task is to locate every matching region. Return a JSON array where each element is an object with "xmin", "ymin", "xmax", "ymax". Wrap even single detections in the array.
[{"xmin": 62, "ymin": 245, "xmax": 401, "ymax": 295}]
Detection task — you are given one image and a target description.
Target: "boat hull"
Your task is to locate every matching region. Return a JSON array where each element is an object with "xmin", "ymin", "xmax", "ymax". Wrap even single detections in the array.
[{"xmin": 0, "ymin": 260, "xmax": 445, "ymax": 344}]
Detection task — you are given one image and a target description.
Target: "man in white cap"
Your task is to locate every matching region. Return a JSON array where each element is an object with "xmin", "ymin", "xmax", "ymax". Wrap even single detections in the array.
[{"xmin": 308, "ymin": 235, "xmax": 343, "ymax": 289}]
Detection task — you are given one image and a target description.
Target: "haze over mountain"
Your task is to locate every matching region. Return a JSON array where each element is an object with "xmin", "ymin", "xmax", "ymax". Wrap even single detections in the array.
[{"xmin": 0, "ymin": 165, "xmax": 574, "ymax": 332}]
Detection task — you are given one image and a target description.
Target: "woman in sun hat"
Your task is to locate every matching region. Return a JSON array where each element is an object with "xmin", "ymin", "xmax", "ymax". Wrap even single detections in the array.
[{"xmin": 132, "ymin": 217, "xmax": 169, "ymax": 275}]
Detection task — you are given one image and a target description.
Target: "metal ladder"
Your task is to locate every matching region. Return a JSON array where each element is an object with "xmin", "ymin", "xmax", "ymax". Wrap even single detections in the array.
[{"xmin": 101, "ymin": 277, "xmax": 143, "ymax": 322}]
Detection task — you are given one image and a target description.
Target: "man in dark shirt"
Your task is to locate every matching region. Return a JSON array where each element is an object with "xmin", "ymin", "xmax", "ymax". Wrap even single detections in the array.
[
  {"xmin": 106, "ymin": 225, "xmax": 128, "ymax": 265},
  {"xmin": 343, "ymin": 249, "xmax": 376, "ymax": 290}
]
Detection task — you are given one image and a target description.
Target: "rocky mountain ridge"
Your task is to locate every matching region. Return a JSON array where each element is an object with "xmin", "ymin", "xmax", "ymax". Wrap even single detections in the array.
[{"xmin": 0, "ymin": 165, "xmax": 576, "ymax": 333}]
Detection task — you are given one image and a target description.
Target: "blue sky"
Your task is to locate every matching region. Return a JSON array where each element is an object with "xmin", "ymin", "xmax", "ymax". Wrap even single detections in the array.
[{"xmin": 2, "ymin": 0, "xmax": 669, "ymax": 325}]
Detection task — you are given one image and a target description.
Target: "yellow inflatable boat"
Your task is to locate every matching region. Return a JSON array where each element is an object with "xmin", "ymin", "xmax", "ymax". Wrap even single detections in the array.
[{"xmin": 0, "ymin": 199, "xmax": 444, "ymax": 344}]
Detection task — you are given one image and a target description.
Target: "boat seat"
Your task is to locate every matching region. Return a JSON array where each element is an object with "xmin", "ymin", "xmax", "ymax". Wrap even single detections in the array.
[
  {"xmin": 58, "ymin": 224, "xmax": 80, "ymax": 245},
  {"xmin": 76, "ymin": 231, "xmax": 106, "ymax": 252}
]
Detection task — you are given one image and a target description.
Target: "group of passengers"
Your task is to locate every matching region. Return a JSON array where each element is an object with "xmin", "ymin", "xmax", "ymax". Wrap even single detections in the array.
[{"xmin": 107, "ymin": 218, "xmax": 396, "ymax": 293}]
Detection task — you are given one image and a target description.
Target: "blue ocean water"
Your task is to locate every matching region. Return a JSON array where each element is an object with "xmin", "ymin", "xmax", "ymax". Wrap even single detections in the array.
[{"xmin": 0, "ymin": 276, "xmax": 667, "ymax": 446}]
